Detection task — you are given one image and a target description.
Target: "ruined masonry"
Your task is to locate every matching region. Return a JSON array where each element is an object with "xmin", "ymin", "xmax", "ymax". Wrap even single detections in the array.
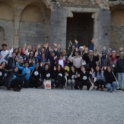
[{"xmin": 0, "ymin": 0, "xmax": 124, "ymax": 51}]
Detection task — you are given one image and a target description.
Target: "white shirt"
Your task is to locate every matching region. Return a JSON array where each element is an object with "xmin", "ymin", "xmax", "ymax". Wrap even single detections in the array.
[
  {"xmin": 58, "ymin": 60, "xmax": 64, "ymax": 68},
  {"xmin": 0, "ymin": 48, "xmax": 13, "ymax": 64}
]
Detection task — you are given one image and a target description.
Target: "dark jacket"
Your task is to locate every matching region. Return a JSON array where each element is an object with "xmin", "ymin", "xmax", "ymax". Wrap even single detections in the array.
[
  {"xmin": 42, "ymin": 68, "xmax": 52, "ymax": 80},
  {"xmin": 53, "ymin": 69, "xmax": 65, "ymax": 80},
  {"xmin": 68, "ymin": 71, "xmax": 76, "ymax": 79},
  {"xmin": 4, "ymin": 54, "xmax": 16, "ymax": 69},
  {"xmin": 31, "ymin": 67, "xmax": 42, "ymax": 79},
  {"xmin": 104, "ymin": 70, "xmax": 115, "ymax": 84},
  {"xmin": 78, "ymin": 71, "xmax": 91, "ymax": 82},
  {"xmin": 116, "ymin": 58, "xmax": 124, "ymax": 73}
]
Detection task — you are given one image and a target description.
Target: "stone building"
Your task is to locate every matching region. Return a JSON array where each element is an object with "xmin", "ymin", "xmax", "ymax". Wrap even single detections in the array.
[{"xmin": 0, "ymin": 0, "xmax": 123, "ymax": 51}]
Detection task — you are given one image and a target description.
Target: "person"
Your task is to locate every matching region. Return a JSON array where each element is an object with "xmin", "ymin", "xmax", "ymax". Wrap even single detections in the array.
[
  {"xmin": 83, "ymin": 49, "xmax": 99, "ymax": 70},
  {"xmin": 116, "ymin": 52, "xmax": 124, "ymax": 91},
  {"xmin": 0, "ymin": 44, "xmax": 13, "ymax": 64},
  {"xmin": 0, "ymin": 62, "xmax": 7, "ymax": 87},
  {"xmin": 101, "ymin": 50, "xmax": 107, "ymax": 68},
  {"xmin": 42, "ymin": 63, "xmax": 54, "ymax": 87},
  {"xmin": 91, "ymin": 66, "xmax": 105, "ymax": 91},
  {"xmin": 9, "ymin": 67, "xmax": 26, "ymax": 91},
  {"xmin": 68, "ymin": 51, "xmax": 83, "ymax": 72},
  {"xmin": 30, "ymin": 62, "xmax": 43, "ymax": 88},
  {"xmin": 53, "ymin": 64, "xmax": 65, "ymax": 88},
  {"xmin": 104, "ymin": 66, "xmax": 117, "ymax": 92},
  {"xmin": 107, "ymin": 50, "xmax": 118, "ymax": 73},
  {"xmin": 76, "ymin": 66, "xmax": 91, "ymax": 90},
  {"xmin": 5, "ymin": 52, "xmax": 17, "ymax": 69},
  {"xmin": 89, "ymin": 38, "xmax": 94, "ymax": 51},
  {"xmin": 67, "ymin": 66, "xmax": 77, "ymax": 89},
  {"xmin": 16, "ymin": 60, "xmax": 36, "ymax": 88}
]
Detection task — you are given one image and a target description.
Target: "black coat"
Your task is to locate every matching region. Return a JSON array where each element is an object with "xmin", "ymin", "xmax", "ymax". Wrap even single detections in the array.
[
  {"xmin": 83, "ymin": 54, "xmax": 99, "ymax": 69},
  {"xmin": 116, "ymin": 58, "xmax": 124, "ymax": 73},
  {"xmin": 104, "ymin": 70, "xmax": 115, "ymax": 84},
  {"xmin": 68, "ymin": 71, "xmax": 76, "ymax": 79},
  {"xmin": 53, "ymin": 69, "xmax": 65, "ymax": 80},
  {"xmin": 42, "ymin": 68, "xmax": 52, "ymax": 80},
  {"xmin": 78, "ymin": 71, "xmax": 91, "ymax": 82},
  {"xmin": 31, "ymin": 67, "xmax": 42, "ymax": 79}
]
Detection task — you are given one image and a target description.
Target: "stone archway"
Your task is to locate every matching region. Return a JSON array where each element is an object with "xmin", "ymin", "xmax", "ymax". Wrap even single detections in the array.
[
  {"xmin": 110, "ymin": 5, "xmax": 124, "ymax": 50},
  {"xmin": 19, "ymin": 1, "xmax": 51, "ymax": 47}
]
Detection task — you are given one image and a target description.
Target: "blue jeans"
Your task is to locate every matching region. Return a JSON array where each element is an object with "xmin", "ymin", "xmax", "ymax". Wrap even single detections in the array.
[
  {"xmin": 118, "ymin": 73, "xmax": 124, "ymax": 89},
  {"xmin": 106, "ymin": 82, "xmax": 116, "ymax": 91}
]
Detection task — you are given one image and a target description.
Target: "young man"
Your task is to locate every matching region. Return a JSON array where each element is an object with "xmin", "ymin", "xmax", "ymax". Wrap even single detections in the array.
[
  {"xmin": 0, "ymin": 44, "xmax": 13, "ymax": 64},
  {"xmin": 5, "ymin": 52, "xmax": 16, "ymax": 69}
]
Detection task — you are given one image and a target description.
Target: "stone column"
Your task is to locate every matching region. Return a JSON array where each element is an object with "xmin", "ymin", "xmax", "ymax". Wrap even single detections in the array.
[
  {"xmin": 50, "ymin": 7, "xmax": 67, "ymax": 49},
  {"xmin": 93, "ymin": 9, "xmax": 111, "ymax": 52},
  {"xmin": 13, "ymin": 8, "xmax": 23, "ymax": 47}
]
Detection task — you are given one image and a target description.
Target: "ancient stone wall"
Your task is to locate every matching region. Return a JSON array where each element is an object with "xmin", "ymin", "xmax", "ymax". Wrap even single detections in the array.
[
  {"xmin": 110, "ymin": 7, "xmax": 124, "ymax": 51},
  {"xmin": 19, "ymin": 3, "xmax": 51, "ymax": 47}
]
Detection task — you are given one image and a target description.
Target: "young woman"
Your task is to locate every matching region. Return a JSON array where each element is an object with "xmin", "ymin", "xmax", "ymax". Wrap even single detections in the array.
[
  {"xmin": 76, "ymin": 66, "xmax": 91, "ymax": 90},
  {"xmin": 91, "ymin": 66, "xmax": 105, "ymax": 91},
  {"xmin": 104, "ymin": 66, "xmax": 117, "ymax": 92},
  {"xmin": 67, "ymin": 66, "xmax": 77, "ymax": 89},
  {"xmin": 53, "ymin": 64, "xmax": 65, "ymax": 88},
  {"xmin": 30, "ymin": 62, "xmax": 43, "ymax": 88},
  {"xmin": 42, "ymin": 63, "xmax": 55, "ymax": 87}
]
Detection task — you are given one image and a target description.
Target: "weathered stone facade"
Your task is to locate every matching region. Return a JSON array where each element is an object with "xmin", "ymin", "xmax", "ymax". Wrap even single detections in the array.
[{"xmin": 0, "ymin": 0, "xmax": 123, "ymax": 51}]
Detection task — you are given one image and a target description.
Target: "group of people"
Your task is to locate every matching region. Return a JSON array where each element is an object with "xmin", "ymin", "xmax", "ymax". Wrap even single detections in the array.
[{"xmin": 0, "ymin": 39, "xmax": 124, "ymax": 92}]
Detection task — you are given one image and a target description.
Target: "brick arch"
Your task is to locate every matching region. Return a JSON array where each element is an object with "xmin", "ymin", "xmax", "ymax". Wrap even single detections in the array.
[
  {"xmin": 19, "ymin": 1, "xmax": 51, "ymax": 47},
  {"xmin": 21, "ymin": 1, "xmax": 47, "ymax": 22},
  {"xmin": 0, "ymin": 2, "xmax": 13, "ymax": 20}
]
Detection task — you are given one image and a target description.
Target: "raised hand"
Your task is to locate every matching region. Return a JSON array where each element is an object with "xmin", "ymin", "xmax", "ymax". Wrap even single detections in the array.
[
  {"xmin": 27, "ymin": 45, "xmax": 31, "ymax": 49},
  {"xmin": 54, "ymin": 66, "xmax": 56, "ymax": 71},
  {"xmin": 103, "ymin": 46, "xmax": 106, "ymax": 50},
  {"xmin": 37, "ymin": 44, "xmax": 41, "ymax": 49},
  {"xmin": 53, "ymin": 42, "xmax": 57, "ymax": 47},
  {"xmin": 119, "ymin": 47, "xmax": 123, "ymax": 51},
  {"xmin": 23, "ymin": 43, "xmax": 26, "ymax": 48}
]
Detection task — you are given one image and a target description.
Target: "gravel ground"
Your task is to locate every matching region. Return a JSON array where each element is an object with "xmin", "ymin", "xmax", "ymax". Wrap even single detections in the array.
[{"xmin": 0, "ymin": 87, "xmax": 124, "ymax": 124}]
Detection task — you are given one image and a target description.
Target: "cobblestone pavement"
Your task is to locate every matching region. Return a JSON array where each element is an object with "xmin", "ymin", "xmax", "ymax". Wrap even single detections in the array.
[{"xmin": 0, "ymin": 87, "xmax": 124, "ymax": 124}]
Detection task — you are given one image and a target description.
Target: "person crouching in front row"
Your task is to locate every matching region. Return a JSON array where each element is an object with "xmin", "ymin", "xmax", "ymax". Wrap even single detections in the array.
[
  {"xmin": 53, "ymin": 64, "xmax": 65, "ymax": 88},
  {"xmin": 91, "ymin": 66, "xmax": 105, "ymax": 91},
  {"xmin": 67, "ymin": 66, "xmax": 77, "ymax": 89},
  {"xmin": 30, "ymin": 62, "xmax": 43, "ymax": 88},
  {"xmin": 75, "ymin": 66, "xmax": 91, "ymax": 90},
  {"xmin": 42, "ymin": 63, "xmax": 55, "ymax": 88},
  {"xmin": 104, "ymin": 66, "xmax": 116, "ymax": 92},
  {"xmin": 16, "ymin": 60, "xmax": 36, "ymax": 88}
]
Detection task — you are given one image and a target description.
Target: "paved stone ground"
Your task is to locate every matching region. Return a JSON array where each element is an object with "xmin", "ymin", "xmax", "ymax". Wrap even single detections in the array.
[{"xmin": 0, "ymin": 87, "xmax": 124, "ymax": 124}]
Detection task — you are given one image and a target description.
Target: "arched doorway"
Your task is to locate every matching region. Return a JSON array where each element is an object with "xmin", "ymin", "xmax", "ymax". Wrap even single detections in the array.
[
  {"xmin": 19, "ymin": 1, "xmax": 51, "ymax": 47},
  {"xmin": 110, "ymin": 5, "xmax": 124, "ymax": 50}
]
